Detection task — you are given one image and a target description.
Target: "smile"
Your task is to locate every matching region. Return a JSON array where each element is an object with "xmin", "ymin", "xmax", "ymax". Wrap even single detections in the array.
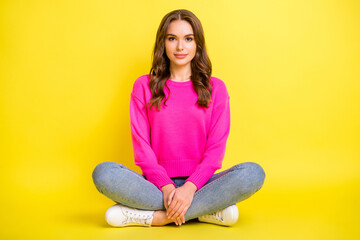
[{"xmin": 174, "ymin": 54, "xmax": 187, "ymax": 59}]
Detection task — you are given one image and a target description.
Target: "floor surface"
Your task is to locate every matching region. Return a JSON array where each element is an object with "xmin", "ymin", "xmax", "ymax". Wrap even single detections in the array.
[{"xmin": 1, "ymin": 167, "xmax": 358, "ymax": 240}]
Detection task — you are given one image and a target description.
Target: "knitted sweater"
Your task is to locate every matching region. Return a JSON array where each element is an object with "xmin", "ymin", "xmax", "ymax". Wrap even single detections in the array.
[{"xmin": 129, "ymin": 74, "xmax": 230, "ymax": 191}]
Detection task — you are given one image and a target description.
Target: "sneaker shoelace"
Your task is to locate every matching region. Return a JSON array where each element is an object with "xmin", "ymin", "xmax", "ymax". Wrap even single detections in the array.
[
  {"xmin": 123, "ymin": 210, "xmax": 151, "ymax": 225},
  {"xmin": 205, "ymin": 211, "xmax": 224, "ymax": 223}
]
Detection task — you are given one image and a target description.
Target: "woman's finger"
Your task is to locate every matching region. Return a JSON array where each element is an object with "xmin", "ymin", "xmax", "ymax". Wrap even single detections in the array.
[
  {"xmin": 170, "ymin": 213, "xmax": 181, "ymax": 226},
  {"xmin": 176, "ymin": 217, "xmax": 182, "ymax": 226},
  {"xmin": 168, "ymin": 201, "xmax": 181, "ymax": 219},
  {"xmin": 181, "ymin": 215, "xmax": 185, "ymax": 224},
  {"xmin": 177, "ymin": 217, "xmax": 182, "ymax": 226},
  {"xmin": 167, "ymin": 189, "xmax": 176, "ymax": 206},
  {"xmin": 166, "ymin": 191, "xmax": 176, "ymax": 212},
  {"xmin": 166, "ymin": 200, "xmax": 176, "ymax": 217},
  {"xmin": 172, "ymin": 204, "xmax": 186, "ymax": 219},
  {"xmin": 164, "ymin": 191, "xmax": 173, "ymax": 209},
  {"xmin": 168, "ymin": 201, "xmax": 182, "ymax": 219},
  {"xmin": 179, "ymin": 206, "xmax": 189, "ymax": 224}
]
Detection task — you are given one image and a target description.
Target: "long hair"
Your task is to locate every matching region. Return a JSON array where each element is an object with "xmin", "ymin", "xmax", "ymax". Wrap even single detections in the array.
[{"xmin": 146, "ymin": 9, "xmax": 213, "ymax": 111}]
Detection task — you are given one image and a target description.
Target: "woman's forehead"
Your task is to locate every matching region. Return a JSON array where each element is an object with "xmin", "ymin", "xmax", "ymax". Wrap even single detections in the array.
[{"xmin": 166, "ymin": 20, "xmax": 194, "ymax": 35}]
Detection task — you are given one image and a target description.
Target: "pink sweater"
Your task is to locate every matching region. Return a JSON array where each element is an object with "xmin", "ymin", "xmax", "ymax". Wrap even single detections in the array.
[{"xmin": 129, "ymin": 74, "xmax": 230, "ymax": 191}]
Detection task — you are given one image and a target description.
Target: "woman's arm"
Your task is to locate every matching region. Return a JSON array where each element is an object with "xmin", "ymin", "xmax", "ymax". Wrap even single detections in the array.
[{"xmin": 130, "ymin": 92, "xmax": 175, "ymax": 190}]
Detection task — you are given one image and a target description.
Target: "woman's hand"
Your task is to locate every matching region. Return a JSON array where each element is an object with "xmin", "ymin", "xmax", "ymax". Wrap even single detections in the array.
[
  {"xmin": 166, "ymin": 181, "xmax": 197, "ymax": 225},
  {"xmin": 161, "ymin": 184, "xmax": 176, "ymax": 210},
  {"xmin": 161, "ymin": 184, "xmax": 182, "ymax": 225}
]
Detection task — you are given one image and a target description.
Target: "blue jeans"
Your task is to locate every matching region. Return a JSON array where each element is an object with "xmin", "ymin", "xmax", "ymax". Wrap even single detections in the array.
[{"xmin": 92, "ymin": 161, "xmax": 265, "ymax": 221}]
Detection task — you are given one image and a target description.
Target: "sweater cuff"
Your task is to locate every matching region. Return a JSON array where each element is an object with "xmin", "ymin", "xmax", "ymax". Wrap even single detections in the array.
[
  {"xmin": 150, "ymin": 174, "xmax": 175, "ymax": 191},
  {"xmin": 185, "ymin": 169, "xmax": 216, "ymax": 191}
]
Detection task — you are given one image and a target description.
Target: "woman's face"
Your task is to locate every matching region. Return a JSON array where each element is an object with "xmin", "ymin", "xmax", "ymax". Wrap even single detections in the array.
[{"xmin": 165, "ymin": 20, "xmax": 196, "ymax": 68}]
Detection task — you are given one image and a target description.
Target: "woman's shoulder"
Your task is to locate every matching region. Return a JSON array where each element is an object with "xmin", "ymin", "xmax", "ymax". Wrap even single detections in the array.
[
  {"xmin": 131, "ymin": 74, "xmax": 151, "ymax": 101},
  {"xmin": 132, "ymin": 74, "xmax": 151, "ymax": 90},
  {"xmin": 209, "ymin": 75, "xmax": 224, "ymax": 85},
  {"xmin": 133, "ymin": 74, "xmax": 150, "ymax": 86},
  {"xmin": 210, "ymin": 75, "xmax": 229, "ymax": 100}
]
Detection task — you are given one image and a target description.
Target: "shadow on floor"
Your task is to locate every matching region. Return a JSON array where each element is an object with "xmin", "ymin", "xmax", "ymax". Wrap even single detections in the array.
[{"xmin": 61, "ymin": 211, "xmax": 211, "ymax": 228}]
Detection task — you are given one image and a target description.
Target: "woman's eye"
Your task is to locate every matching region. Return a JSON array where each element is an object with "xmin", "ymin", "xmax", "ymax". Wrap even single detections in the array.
[{"xmin": 167, "ymin": 37, "xmax": 193, "ymax": 41}]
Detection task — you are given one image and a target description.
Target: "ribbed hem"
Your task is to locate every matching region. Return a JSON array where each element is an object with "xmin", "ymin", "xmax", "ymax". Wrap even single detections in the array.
[{"xmin": 159, "ymin": 159, "xmax": 200, "ymax": 177}]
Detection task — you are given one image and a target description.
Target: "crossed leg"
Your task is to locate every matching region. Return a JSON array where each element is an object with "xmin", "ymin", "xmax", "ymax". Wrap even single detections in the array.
[{"xmin": 92, "ymin": 161, "xmax": 265, "ymax": 224}]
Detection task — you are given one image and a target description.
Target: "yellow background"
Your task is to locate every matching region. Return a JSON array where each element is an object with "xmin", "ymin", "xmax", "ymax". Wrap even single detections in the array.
[{"xmin": 0, "ymin": 0, "xmax": 359, "ymax": 239}]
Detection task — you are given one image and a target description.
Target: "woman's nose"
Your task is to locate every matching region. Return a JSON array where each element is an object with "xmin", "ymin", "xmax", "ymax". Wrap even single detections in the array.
[{"xmin": 177, "ymin": 40, "xmax": 184, "ymax": 51}]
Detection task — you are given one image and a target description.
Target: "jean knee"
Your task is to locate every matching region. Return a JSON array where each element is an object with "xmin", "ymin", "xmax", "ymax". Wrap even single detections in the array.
[
  {"xmin": 92, "ymin": 161, "xmax": 125, "ymax": 187},
  {"xmin": 233, "ymin": 162, "xmax": 266, "ymax": 191}
]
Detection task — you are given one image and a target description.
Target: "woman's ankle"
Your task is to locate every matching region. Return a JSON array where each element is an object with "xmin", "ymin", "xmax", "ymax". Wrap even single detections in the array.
[{"xmin": 151, "ymin": 210, "xmax": 173, "ymax": 226}]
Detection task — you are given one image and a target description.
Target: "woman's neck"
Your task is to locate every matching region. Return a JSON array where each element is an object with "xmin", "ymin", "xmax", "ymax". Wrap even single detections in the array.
[{"xmin": 169, "ymin": 63, "xmax": 192, "ymax": 82}]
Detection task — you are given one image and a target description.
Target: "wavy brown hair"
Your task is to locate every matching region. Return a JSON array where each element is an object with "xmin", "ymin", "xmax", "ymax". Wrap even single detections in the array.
[{"xmin": 146, "ymin": 9, "xmax": 213, "ymax": 110}]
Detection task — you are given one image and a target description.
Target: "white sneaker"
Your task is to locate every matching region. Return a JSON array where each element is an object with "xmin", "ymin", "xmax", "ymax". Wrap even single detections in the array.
[
  {"xmin": 105, "ymin": 204, "xmax": 154, "ymax": 227},
  {"xmin": 198, "ymin": 204, "xmax": 239, "ymax": 226}
]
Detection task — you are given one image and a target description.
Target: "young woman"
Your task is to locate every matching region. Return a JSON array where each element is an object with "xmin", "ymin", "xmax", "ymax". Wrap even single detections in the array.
[{"xmin": 92, "ymin": 9, "xmax": 265, "ymax": 227}]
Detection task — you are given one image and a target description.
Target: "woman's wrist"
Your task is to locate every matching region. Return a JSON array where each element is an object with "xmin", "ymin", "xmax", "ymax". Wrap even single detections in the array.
[
  {"xmin": 161, "ymin": 183, "xmax": 175, "ymax": 192},
  {"xmin": 184, "ymin": 181, "xmax": 197, "ymax": 193}
]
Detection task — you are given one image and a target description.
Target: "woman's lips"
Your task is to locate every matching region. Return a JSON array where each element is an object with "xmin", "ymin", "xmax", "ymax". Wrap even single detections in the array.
[{"xmin": 174, "ymin": 54, "xmax": 187, "ymax": 59}]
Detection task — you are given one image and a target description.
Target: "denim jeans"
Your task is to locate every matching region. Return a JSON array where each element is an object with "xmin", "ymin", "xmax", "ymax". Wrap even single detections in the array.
[{"xmin": 92, "ymin": 161, "xmax": 265, "ymax": 221}]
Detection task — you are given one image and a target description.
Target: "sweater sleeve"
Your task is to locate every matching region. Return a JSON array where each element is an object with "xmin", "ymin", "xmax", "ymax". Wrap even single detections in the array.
[
  {"xmin": 130, "ymin": 92, "xmax": 175, "ymax": 190},
  {"xmin": 185, "ymin": 93, "xmax": 230, "ymax": 190}
]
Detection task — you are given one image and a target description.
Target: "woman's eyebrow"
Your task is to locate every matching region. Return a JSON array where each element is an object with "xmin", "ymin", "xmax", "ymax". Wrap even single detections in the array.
[{"xmin": 166, "ymin": 33, "xmax": 194, "ymax": 37}]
